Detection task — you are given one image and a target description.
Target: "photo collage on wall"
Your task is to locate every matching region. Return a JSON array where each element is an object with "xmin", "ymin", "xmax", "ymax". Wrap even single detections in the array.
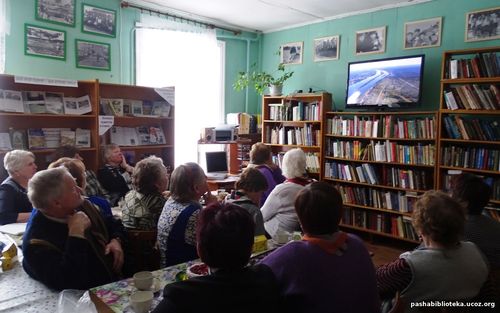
[{"xmin": 26, "ymin": 0, "xmax": 115, "ymax": 71}]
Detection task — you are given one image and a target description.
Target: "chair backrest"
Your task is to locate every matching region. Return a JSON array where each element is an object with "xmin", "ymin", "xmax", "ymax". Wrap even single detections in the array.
[{"xmin": 126, "ymin": 230, "xmax": 160, "ymax": 273}]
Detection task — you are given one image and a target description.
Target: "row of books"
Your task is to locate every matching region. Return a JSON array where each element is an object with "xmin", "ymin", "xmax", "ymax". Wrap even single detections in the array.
[
  {"xmin": 442, "ymin": 116, "xmax": 500, "ymax": 141},
  {"xmin": 325, "ymin": 161, "xmax": 430, "ymax": 190},
  {"xmin": 441, "ymin": 146, "xmax": 500, "ymax": 171},
  {"xmin": 267, "ymin": 100, "xmax": 320, "ymax": 121},
  {"xmin": 326, "ymin": 115, "xmax": 435, "ymax": 139},
  {"xmin": 443, "ymin": 84, "xmax": 500, "ymax": 110},
  {"xmin": 265, "ymin": 125, "xmax": 320, "ymax": 146},
  {"xmin": 342, "ymin": 207, "xmax": 419, "ymax": 241},
  {"xmin": 226, "ymin": 113, "xmax": 260, "ymax": 134},
  {"xmin": 337, "ymin": 185, "xmax": 419, "ymax": 213},
  {"xmin": 100, "ymin": 98, "xmax": 172, "ymax": 118},
  {"xmin": 447, "ymin": 52, "xmax": 500, "ymax": 79},
  {"xmin": 442, "ymin": 171, "xmax": 500, "ymax": 201},
  {"xmin": 0, "ymin": 128, "xmax": 91, "ymax": 150},
  {"xmin": 272, "ymin": 152, "xmax": 320, "ymax": 174},
  {"xmin": 332, "ymin": 140, "xmax": 436, "ymax": 166},
  {"xmin": 110, "ymin": 126, "xmax": 166, "ymax": 146},
  {"xmin": 0, "ymin": 90, "xmax": 92, "ymax": 115}
]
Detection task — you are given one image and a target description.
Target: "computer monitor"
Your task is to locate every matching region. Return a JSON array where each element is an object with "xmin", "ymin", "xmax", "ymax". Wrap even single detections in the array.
[{"xmin": 205, "ymin": 151, "xmax": 228, "ymax": 173}]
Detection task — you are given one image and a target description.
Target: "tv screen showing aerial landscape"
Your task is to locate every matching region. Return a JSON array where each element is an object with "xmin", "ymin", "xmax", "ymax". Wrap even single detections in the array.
[{"xmin": 346, "ymin": 55, "xmax": 425, "ymax": 108}]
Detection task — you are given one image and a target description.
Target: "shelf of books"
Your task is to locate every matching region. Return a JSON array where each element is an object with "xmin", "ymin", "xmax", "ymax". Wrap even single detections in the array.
[
  {"xmin": 261, "ymin": 93, "xmax": 332, "ymax": 178},
  {"xmin": 98, "ymin": 82, "xmax": 175, "ymax": 169},
  {"xmin": 0, "ymin": 74, "xmax": 98, "ymax": 173},
  {"xmin": 323, "ymin": 111, "xmax": 438, "ymax": 243},
  {"xmin": 438, "ymin": 47, "xmax": 500, "ymax": 220}
]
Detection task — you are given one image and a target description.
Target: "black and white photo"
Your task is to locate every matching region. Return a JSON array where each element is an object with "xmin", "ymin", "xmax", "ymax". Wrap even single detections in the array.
[
  {"xmin": 313, "ymin": 35, "xmax": 339, "ymax": 62},
  {"xmin": 465, "ymin": 6, "xmax": 500, "ymax": 42},
  {"xmin": 281, "ymin": 42, "xmax": 303, "ymax": 65},
  {"xmin": 36, "ymin": 0, "xmax": 75, "ymax": 26},
  {"xmin": 404, "ymin": 17, "xmax": 442, "ymax": 49},
  {"xmin": 25, "ymin": 24, "xmax": 66, "ymax": 60},
  {"xmin": 82, "ymin": 4, "xmax": 116, "ymax": 37},
  {"xmin": 76, "ymin": 39, "xmax": 110, "ymax": 71},
  {"xmin": 355, "ymin": 26, "xmax": 386, "ymax": 55}
]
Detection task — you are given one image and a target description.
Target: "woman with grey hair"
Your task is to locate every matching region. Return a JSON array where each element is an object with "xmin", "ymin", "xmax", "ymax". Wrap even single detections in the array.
[
  {"xmin": 97, "ymin": 144, "xmax": 134, "ymax": 206},
  {"xmin": 157, "ymin": 162, "xmax": 216, "ymax": 267},
  {"xmin": 260, "ymin": 148, "xmax": 312, "ymax": 238},
  {"xmin": 0, "ymin": 150, "xmax": 37, "ymax": 225}
]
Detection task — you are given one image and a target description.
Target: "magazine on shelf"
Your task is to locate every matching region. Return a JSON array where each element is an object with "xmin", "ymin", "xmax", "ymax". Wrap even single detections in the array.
[
  {"xmin": 0, "ymin": 133, "xmax": 12, "ymax": 150},
  {"xmin": 110, "ymin": 99, "xmax": 124, "ymax": 116},
  {"xmin": 0, "ymin": 90, "xmax": 24, "ymax": 113},
  {"xmin": 130, "ymin": 100, "xmax": 143, "ymax": 116},
  {"xmin": 75, "ymin": 128, "xmax": 91, "ymax": 147},
  {"xmin": 45, "ymin": 92, "xmax": 64, "ymax": 114},
  {"xmin": 64, "ymin": 95, "xmax": 92, "ymax": 115},
  {"xmin": 23, "ymin": 91, "xmax": 46, "ymax": 114},
  {"xmin": 60, "ymin": 130, "xmax": 76, "ymax": 146},
  {"xmin": 149, "ymin": 126, "xmax": 165, "ymax": 144},
  {"xmin": 152, "ymin": 101, "xmax": 171, "ymax": 117},
  {"xmin": 9, "ymin": 129, "xmax": 27, "ymax": 149},
  {"xmin": 28, "ymin": 128, "xmax": 46, "ymax": 149}
]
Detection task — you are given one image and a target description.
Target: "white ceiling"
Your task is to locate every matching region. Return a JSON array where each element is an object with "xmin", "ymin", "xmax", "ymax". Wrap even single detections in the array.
[{"xmin": 133, "ymin": 0, "xmax": 432, "ymax": 33}]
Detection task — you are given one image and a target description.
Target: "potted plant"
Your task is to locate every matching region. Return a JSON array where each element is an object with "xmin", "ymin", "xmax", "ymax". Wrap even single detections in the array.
[{"xmin": 233, "ymin": 63, "xmax": 294, "ymax": 96}]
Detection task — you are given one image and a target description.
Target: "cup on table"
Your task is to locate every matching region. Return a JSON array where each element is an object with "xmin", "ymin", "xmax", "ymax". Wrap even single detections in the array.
[
  {"xmin": 130, "ymin": 290, "xmax": 153, "ymax": 313},
  {"xmin": 133, "ymin": 271, "xmax": 153, "ymax": 291},
  {"xmin": 275, "ymin": 230, "xmax": 290, "ymax": 244}
]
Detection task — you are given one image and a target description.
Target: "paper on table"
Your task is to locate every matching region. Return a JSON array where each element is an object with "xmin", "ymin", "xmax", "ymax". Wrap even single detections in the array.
[{"xmin": 0, "ymin": 223, "xmax": 27, "ymax": 236}]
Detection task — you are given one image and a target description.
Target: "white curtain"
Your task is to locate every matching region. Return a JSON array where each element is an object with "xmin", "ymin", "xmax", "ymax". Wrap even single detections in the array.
[
  {"xmin": 136, "ymin": 16, "xmax": 224, "ymax": 166},
  {"xmin": 0, "ymin": 0, "xmax": 10, "ymax": 74}
]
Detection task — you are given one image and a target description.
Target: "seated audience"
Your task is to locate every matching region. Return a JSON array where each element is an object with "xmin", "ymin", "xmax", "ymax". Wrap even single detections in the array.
[
  {"xmin": 0, "ymin": 150, "xmax": 37, "ymax": 225},
  {"xmin": 157, "ymin": 162, "xmax": 216, "ymax": 267},
  {"xmin": 247, "ymin": 142, "xmax": 285, "ymax": 205},
  {"xmin": 52, "ymin": 145, "xmax": 111, "ymax": 205},
  {"xmin": 23, "ymin": 168, "xmax": 123, "ymax": 290},
  {"xmin": 98, "ymin": 144, "xmax": 133, "ymax": 206},
  {"xmin": 48, "ymin": 157, "xmax": 125, "ymax": 242},
  {"xmin": 260, "ymin": 148, "xmax": 311, "ymax": 238},
  {"xmin": 261, "ymin": 182, "xmax": 380, "ymax": 313},
  {"xmin": 376, "ymin": 191, "xmax": 489, "ymax": 311},
  {"xmin": 225, "ymin": 167, "xmax": 267, "ymax": 236},
  {"xmin": 450, "ymin": 173, "xmax": 500, "ymax": 271},
  {"xmin": 121, "ymin": 156, "xmax": 168, "ymax": 230},
  {"xmin": 152, "ymin": 203, "xmax": 283, "ymax": 313}
]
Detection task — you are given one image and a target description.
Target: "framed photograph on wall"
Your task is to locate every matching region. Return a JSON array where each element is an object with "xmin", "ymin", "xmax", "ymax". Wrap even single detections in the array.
[
  {"xmin": 82, "ymin": 3, "xmax": 116, "ymax": 37},
  {"xmin": 355, "ymin": 26, "xmax": 386, "ymax": 55},
  {"xmin": 404, "ymin": 17, "xmax": 442, "ymax": 49},
  {"xmin": 465, "ymin": 6, "xmax": 500, "ymax": 42},
  {"xmin": 35, "ymin": 0, "xmax": 76, "ymax": 27},
  {"xmin": 25, "ymin": 24, "xmax": 66, "ymax": 60},
  {"xmin": 75, "ymin": 39, "xmax": 111, "ymax": 71},
  {"xmin": 281, "ymin": 42, "xmax": 303, "ymax": 65},
  {"xmin": 313, "ymin": 35, "xmax": 339, "ymax": 62}
]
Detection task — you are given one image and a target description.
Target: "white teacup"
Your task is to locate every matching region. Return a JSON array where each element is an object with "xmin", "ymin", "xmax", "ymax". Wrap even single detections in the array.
[
  {"xmin": 275, "ymin": 230, "xmax": 290, "ymax": 244},
  {"xmin": 130, "ymin": 290, "xmax": 153, "ymax": 313},
  {"xmin": 133, "ymin": 271, "xmax": 153, "ymax": 291}
]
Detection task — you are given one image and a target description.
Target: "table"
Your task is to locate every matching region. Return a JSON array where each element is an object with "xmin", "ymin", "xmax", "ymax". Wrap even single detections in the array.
[{"xmin": 206, "ymin": 175, "xmax": 239, "ymax": 192}]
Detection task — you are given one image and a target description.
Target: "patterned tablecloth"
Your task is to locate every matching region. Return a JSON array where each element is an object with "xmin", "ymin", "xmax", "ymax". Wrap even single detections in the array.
[{"xmin": 90, "ymin": 260, "xmax": 198, "ymax": 313}]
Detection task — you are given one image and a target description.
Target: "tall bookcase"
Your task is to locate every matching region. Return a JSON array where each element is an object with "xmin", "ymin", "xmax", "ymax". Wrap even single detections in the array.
[
  {"xmin": 323, "ymin": 111, "xmax": 438, "ymax": 243},
  {"xmin": 0, "ymin": 75, "xmax": 175, "ymax": 179},
  {"xmin": 437, "ymin": 47, "xmax": 500, "ymax": 215},
  {"xmin": 0, "ymin": 75, "xmax": 99, "ymax": 174},
  {"xmin": 261, "ymin": 93, "xmax": 332, "ymax": 178}
]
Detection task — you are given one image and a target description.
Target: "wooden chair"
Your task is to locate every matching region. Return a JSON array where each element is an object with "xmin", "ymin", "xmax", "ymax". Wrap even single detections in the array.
[{"xmin": 125, "ymin": 230, "xmax": 160, "ymax": 274}]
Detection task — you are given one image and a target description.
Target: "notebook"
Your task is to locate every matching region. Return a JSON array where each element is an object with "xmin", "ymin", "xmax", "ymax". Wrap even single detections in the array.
[{"xmin": 206, "ymin": 151, "xmax": 228, "ymax": 180}]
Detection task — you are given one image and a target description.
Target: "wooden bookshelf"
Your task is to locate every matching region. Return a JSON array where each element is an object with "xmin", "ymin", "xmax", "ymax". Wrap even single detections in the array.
[
  {"xmin": 322, "ymin": 111, "xmax": 438, "ymax": 243},
  {"xmin": 262, "ymin": 93, "xmax": 332, "ymax": 177},
  {"xmin": 437, "ymin": 46, "xmax": 500, "ymax": 206}
]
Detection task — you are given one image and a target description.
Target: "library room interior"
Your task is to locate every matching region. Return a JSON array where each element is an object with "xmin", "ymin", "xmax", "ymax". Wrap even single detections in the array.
[{"xmin": 0, "ymin": 0, "xmax": 499, "ymax": 312}]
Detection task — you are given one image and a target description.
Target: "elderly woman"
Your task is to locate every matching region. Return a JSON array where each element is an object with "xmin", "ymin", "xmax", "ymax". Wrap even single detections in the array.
[
  {"xmin": 97, "ymin": 144, "xmax": 134, "ymax": 206},
  {"xmin": 23, "ymin": 168, "xmax": 122, "ymax": 290},
  {"xmin": 247, "ymin": 143, "xmax": 285, "ymax": 205},
  {"xmin": 225, "ymin": 167, "xmax": 268, "ymax": 236},
  {"xmin": 0, "ymin": 150, "xmax": 37, "ymax": 225},
  {"xmin": 121, "ymin": 156, "xmax": 168, "ymax": 230},
  {"xmin": 53, "ymin": 145, "xmax": 110, "ymax": 204},
  {"xmin": 261, "ymin": 182, "xmax": 380, "ymax": 313},
  {"xmin": 157, "ymin": 162, "xmax": 216, "ymax": 267},
  {"xmin": 260, "ymin": 148, "xmax": 311, "ymax": 238},
  {"xmin": 376, "ymin": 191, "xmax": 489, "ymax": 311},
  {"xmin": 152, "ymin": 203, "xmax": 282, "ymax": 313}
]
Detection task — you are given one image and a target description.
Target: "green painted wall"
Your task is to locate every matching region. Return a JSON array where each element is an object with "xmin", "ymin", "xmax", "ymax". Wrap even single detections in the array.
[{"xmin": 261, "ymin": 0, "xmax": 500, "ymax": 112}]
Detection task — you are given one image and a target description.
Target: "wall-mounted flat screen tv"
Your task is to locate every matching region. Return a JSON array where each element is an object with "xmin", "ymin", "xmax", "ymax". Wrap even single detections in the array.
[{"xmin": 345, "ymin": 55, "xmax": 425, "ymax": 109}]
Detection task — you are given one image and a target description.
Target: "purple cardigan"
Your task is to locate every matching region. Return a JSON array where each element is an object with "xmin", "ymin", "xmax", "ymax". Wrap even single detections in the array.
[
  {"xmin": 256, "ymin": 165, "xmax": 285, "ymax": 206},
  {"xmin": 261, "ymin": 234, "xmax": 381, "ymax": 313}
]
